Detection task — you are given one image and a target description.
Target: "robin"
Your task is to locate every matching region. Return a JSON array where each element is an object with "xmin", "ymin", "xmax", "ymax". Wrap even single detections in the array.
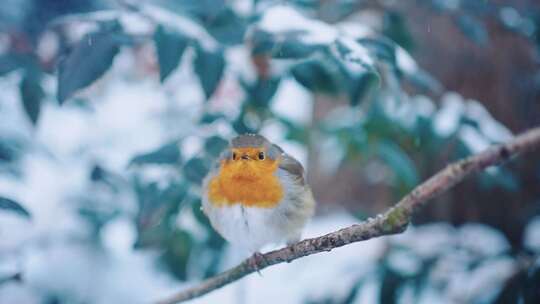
[{"xmin": 202, "ymin": 134, "xmax": 315, "ymax": 260}]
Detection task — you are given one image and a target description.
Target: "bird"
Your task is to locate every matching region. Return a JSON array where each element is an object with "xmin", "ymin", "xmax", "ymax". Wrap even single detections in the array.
[{"xmin": 201, "ymin": 134, "xmax": 315, "ymax": 261}]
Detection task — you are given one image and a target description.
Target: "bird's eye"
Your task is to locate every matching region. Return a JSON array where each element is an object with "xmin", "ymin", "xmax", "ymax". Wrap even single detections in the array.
[
  {"xmin": 258, "ymin": 151, "xmax": 265, "ymax": 160},
  {"xmin": 232, "ymin": 152, "xmax": 237, "ymax": 160}
]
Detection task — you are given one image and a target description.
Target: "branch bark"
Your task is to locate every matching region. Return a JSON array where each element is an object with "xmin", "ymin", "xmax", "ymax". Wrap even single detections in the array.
[{"xmin": 156, "ymin": 126, "xmax": 540, "ymax": 304}]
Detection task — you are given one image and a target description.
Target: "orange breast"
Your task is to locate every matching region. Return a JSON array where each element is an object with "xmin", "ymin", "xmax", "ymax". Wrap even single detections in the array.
[{"xmin": 207, "ymin": 157, "xmax": 284, "ymax": 208}]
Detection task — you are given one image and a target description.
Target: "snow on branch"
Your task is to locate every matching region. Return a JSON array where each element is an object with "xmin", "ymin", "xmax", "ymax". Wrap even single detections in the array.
[{"xmin": 155, "ymin": 126, "xmax": 540, "ymax": 304}]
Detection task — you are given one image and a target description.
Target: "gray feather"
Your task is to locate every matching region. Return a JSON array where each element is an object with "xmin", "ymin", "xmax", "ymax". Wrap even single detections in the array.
[
  {"xmin": 231, "ymin": 134, "xmax": 269, "ymax": 148},
  {"xmin": 273, "ymin": 144, "xmax": 306, "ymax": 185}
]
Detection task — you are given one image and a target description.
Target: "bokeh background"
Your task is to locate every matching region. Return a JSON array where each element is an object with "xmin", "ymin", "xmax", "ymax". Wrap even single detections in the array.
[{"xmin": 1, "ymin": 0, "xmax": 540, "ymax": 303}]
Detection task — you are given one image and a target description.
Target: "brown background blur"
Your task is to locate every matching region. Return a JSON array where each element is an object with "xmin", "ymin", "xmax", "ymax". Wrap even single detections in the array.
[{"xmin": 310, "ymin": 1, "xmax": 540, "ymax": 250}]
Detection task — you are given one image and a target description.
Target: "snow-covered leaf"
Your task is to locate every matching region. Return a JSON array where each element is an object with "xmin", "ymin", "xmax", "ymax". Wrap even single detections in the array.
[
  {"xmin": 0, "ymin": 196, "xmax": 31, "ymax": 219},
  {"xmin": 256, "ymin": 5, "xmax": 337, "ymax": 45}
]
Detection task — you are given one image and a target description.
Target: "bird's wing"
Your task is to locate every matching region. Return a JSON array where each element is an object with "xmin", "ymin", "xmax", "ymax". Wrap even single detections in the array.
[{"xmin": 273, "ymin": 144, "xmax": 306, "ymax": 185}]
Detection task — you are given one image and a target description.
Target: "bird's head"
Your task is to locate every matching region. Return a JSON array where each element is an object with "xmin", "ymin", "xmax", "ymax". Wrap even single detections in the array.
[{"xmin": 219, "ymin": 134, "xmax": 282, "ymax": 182}]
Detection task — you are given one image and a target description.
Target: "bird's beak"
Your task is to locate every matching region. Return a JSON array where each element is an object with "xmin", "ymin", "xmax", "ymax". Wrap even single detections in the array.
[{"xmin": 241, "ymin": 154, "xmax": 250, "ymax": 160}]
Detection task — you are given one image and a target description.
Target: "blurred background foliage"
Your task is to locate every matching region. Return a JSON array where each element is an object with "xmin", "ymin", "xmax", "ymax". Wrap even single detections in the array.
[{"xmin": 0, "ymin": 0, "xmax": 540, "ymax": 303}]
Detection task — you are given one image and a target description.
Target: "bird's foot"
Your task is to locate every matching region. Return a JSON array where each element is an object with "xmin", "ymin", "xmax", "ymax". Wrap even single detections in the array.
[{"xmin": 248, "ymin": 252, "xmax": 268, "ymax": 276}]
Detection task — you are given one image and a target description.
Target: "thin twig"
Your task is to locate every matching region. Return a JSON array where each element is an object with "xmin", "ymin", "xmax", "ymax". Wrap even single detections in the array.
[{"xmin": 155, "ymin": 126, "xmax": 540, "ymax": 304}]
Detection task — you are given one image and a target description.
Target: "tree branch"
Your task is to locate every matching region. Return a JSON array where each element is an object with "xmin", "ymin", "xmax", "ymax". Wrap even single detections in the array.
[{"xmin": 156, "ymin": 126, "xmax": 540, "ymax": 304}]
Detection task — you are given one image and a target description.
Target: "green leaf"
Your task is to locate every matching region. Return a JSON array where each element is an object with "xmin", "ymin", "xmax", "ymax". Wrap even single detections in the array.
[
  {"xmin": 0, "ymin": 272, "xmax": 22, "ymax": 286},
  {"xmin": 524, "ymin": 265, "xmax": 540, "ymax": 303},
  {"xmin": 375, "ymin": 140, "xmax": 419, "ymax": 190},
  {"xmin": 291, "ymin": 59, "xmax": 342, "ymax": 93},
  {"xmin": 251, "ymin": 30, "xmax": 322, "ymax": 59},
  {"xmin": 380, "ymin": 269, "xmax": 404, "ymax": 304},
  {"xmin": 134, "ymin": 180, "xmax": 187, "ymax": 248},
  {"xmin": 199, "ymin": 112, "xmax": 226, "ymax": 124},
  {"xmin": 194, "ymin": 47, "xmax": 225, "ymax": 99},
  {"xmin": 161, "ymin": 229, "xmax": 193, "ymax": 280},
  {"xmin": 232, "ymin": 116, "xmax": 257, "ymax": 134},
  {"xmin": 272, "ymin": 39, "xmax": 320, "ymax": 59},
  {"xmin": 154, "ymin": 25, "xmax": 189, "ymax": 82},
  {"xmin": 243, "ymin": 77, "xmax": 281, "ymax": 108},
  {"xmin": 204, "ymin": 136, "xmax": 228, "ymax": 157},
  {"xmin": 357, "ymin": 38, "xmax": 396, "ymax": 66},
  {"xmin": 207, "ymin": 8, "xmax": 246, "ymax": 45},
  {"xmin": 129, "ymin": 142, "xmax": 181, "ymax": 166},
  {"xmin": 348, "ymin": 71, "xmax": 379, "ymax": 106},
  {"xmin": 89, "ymin": 164, "xmax": 121, "ymax": 191},
  {"xmin": 0, "ymin": 196, "xmax": 31, "ymax": 219},
  {"xmin": 0, "ymin": 53, "xmax": 27, "ymax": 76},
  {"xmin": 382, "ymin": 11, "xmax": 415, "ymax": 51},
  {"xmin": 493, "ymin": 271, "xmax": 525, "ymax": 304},
  {"xmin": 57, "ymin": 29, "xmax": 124, "ymax": 104},
  {"xmin": 183, "ymin": 157, "xmax": 209, "ymax": 184},
  {"xmin": 457, "ymin": 14, "xmax": 489, "ymax": 45},
  {"xmin": 405, "ymin": 69, "xmax": 442, "ymax": 93},
  {"xmin": 20, "ymin": 71, "xmax": 44, "ymax": 125},
  {"xmin": 0, "ymin": 138, "xmax": 22, "ymax": 163},
  {"xmin": 90, "ymin": 164, "xmax": 108, "ymax": 182}
]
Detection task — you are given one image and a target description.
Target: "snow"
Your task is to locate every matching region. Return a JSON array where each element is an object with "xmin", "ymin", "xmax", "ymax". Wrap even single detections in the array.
[
  {"xmin": 524, "ymin": 216, "xmax": 540, "ymax": 252},
  {"xmin": 390, "ymin": 223, "xmax": 455, "ymax": 259},
  {"xmin": 225, "ymin": 46, "xmax": 257, "ymax": 83},
  {"xmin": 336, "ymin": 21, "xmax": 374, "ymax": 40},
  {"xmin": 269, "ymin": 77, "xmax": 312, "ymax": 125},
  {"xmin": 257, "ymin": 5, "xmax": 337, "ymax": 45},
  {"xmin": 433, "ymin": 92, "xmax": 465, "ymax": 137},
  {"xmin": 465, "ymin": 100, "xmax": 513, "ymax": 143},
  {"xmin": 180, "ymin": 135, "xmax": 204, "ymax": 161},
  {"xmin": 140, "ymin": 3, "xmax": 218, "ymax": 50},
  {"xmin": 500, "ymin": 7, "xmax": 521, "ymax": 28},
  {"xmin": 318, "ymin": 136, "xmax": 347, "ymax": 175},
  {"xmin": 101, "ymin": 217, "xmax": 137, "ymax": 256},
  {"xmin": 396, "ymin": 46, "xmax": 418, "ymax": 74},
  {"xmin": 387, "ymin": 249, "xmax": 422, "ymax": 276},
  {"xmin": 447, "ymin": 257, "xmax": 516, "ymax": 303},
  {"xmin": 412, "ymin": 95, "xmax": 436, "ymax": 117},
  {"xmin": 23, "ymin": 241, "xmax": 178, "ymax": 304},
  {"xmin": 118, "ymin": 12, "xmax": 153, "ymax": 35},
  {"xmin": 431, "ymin": 92, "xmax": 512, "ymax": 153},
  {"xmin": 231, "ymin": 0, "xmax": 253, "ymax": 17},
  {"xmin": 458, "ymin": 223, "xmax": 511, "ymax": 257},
  {"xmin": 459, "ymin": 125, "xmax": 491, "ymax": 153}
]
